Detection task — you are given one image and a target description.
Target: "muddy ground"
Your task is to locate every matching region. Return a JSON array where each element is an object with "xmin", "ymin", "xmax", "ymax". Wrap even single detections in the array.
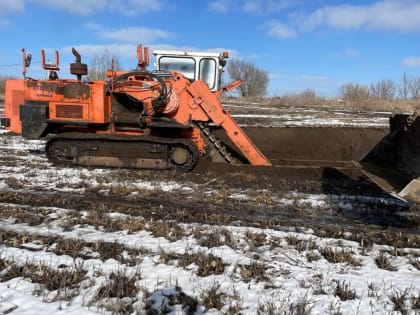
[
  {"xmin": 0, "ymin": 101, "xmax": 416, "ymax": 231},
  {"xmin": 1, "ymin": 102, "xmax": 420, "ymax": 314}
]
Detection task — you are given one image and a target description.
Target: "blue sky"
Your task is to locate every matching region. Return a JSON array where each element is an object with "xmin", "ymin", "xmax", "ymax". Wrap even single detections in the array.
[{"xmin": 1, "ymin": 0, "xmax": 420, "ymax": 96}]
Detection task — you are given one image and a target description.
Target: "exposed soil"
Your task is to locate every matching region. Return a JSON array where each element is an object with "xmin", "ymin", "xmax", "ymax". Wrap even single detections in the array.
[{"xmin": 242, "ymin": 126, "xmax": 386, "ymax": 162}]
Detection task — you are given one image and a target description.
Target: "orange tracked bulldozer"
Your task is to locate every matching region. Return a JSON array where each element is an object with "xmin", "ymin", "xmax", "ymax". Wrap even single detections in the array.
[{"xmin": 1, "ymin": 45, "xmax": 270, "ymax": 171}]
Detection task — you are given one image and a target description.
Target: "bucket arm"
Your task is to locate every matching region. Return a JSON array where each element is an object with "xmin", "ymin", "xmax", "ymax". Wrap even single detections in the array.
[{"xmin": 186, "ymin": 80, "xmax": 271, "ymax": 166}]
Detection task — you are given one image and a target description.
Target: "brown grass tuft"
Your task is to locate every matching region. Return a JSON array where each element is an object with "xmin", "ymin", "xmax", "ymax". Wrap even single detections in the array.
[
  {"xmin": 199, "ymin": 282, "xmax": 225, "ymax": 311},
  {"xmin": 179, "ymin": 252, "xmax": 225, "ymax": 276},
  {"xmin": 334, "ymin": 281, "xmax": 357, "ymax": 301},
  {"xmin": 236, "ymin": 261, "xmax": 268, "ymax": 283},
  {"xmin": 389, "ymin": 288, "xmax": 409, "ymax": 313},
  {"xmin": 320, "ymin": 247, "xmax": 361, "ymax": 266},
  {"xmin": 375, "ymin": 251, "xmax": 397, "ymax": 271}
]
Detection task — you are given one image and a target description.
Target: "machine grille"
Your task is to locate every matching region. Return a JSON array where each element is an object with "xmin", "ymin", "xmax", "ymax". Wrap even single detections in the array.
[{"xmin": 56, "ymin": 104, "xmax": 83, "ymax": 119}]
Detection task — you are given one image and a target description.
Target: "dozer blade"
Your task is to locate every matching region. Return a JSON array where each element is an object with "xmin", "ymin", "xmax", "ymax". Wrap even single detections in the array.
[{"xmin": 359, "ymin": 112, "xmax": 420, "ymax": 203}]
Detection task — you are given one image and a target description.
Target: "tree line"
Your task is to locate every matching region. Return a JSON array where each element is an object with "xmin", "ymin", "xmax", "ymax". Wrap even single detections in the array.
[
  {"xmin": 339, "ymin": 74, "xmax": 420, "ymax": 102},
  {"xmin": 2, "ymin": 50, "xmax": 420, "ymax": 103}
]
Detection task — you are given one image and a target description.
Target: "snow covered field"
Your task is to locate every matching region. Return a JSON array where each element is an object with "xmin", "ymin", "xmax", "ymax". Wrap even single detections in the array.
[
  {"xmin": 224, "ymin": 104, "xmax": 390, "ymax": 128},
  {"xmin": 0, "ymin": 130, "xmax": 419, "ymax": 315}
]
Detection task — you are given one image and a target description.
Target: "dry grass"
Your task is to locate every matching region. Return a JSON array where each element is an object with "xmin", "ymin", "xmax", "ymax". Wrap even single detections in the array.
[
  {"xmin": 320, "ymin": 247, "xmax": 361, "ymax": 266},
  {"xmin": 178, "ymin": 252, "xmax": 225, "ymax": 276},
  {"xmin": 375, "ymin": 251, "xmax": 397, "ymax": 271},
  {"xmin": 334, "ymin": 281, "xmax": 357, "ymax": 301},
  {"xmin": 0, "ymin": 228, "xmax": 142, "ymax": 266},
  {"xmin": 0, "ymin": 258, "xmax": 86, "ymax": 301},
  {"xmin": 409, "ymin": 256, "xmax": 420, "ymax": 270},
  {"xmin": 223, "ymin": 95, "xmax": 420, "ymax": 112},
  {"xmin": 4, "ymin": 177, "xmax": 24, "ymax": 189},
  {"xmin": 412, "ymin": 292, "xmax": 420, "ymax": 310},
  {"xmin": 236, "ymin": 261, "xmax": 268, "ymax": 283},
  {"xmin": 389, "ymin": 288, "xmax": 409, "ymax": 313},
  {"xmin": 93, "ymin": 268, "xmax": 141, "ymax": 314},
  {"xmin": 306, "ymin": 250, "xmax": 321, "ymax": 262},
  {"xmin": 288, "ymin": 294, "xmax": 314, "ymax": 315},
  {"xmin": 148, "ymin": 220, "xmax": 186, "ymax": 241},
  {"xmin": 0, "ymin": 206, "xmax": 47, "ymax": 226},
  {"xmin": 199, "ymin": 282, "xmax": 226, "ymax": 311},
  {"xmin": 245, "ymin": 230, "xmax": 267, "ymax": 248},
  {"xmin": 194, "ymin": 227, "xmax": 235, "ymax": 248},
  {"xmin": 257, "ymin": 298, "xmax": 282, "ymax": 315}
]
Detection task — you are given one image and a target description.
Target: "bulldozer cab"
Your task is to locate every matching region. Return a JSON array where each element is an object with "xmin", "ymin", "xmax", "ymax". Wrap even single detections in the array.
[{"xmin": 153, "ymin": 49, "xmax": 228, "ymax": 92}]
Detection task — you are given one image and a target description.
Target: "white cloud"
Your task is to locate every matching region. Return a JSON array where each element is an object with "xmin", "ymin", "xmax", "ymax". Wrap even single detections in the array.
[
  {"xmin": 265, "ymin": 20, "xmax": 297, "ymax": 39},
  {"xmin": 208, "ymin": 0, "xmax": 297, "ymax": 14},
  {"xmin": 208, "ymin": 0, "xmax": 231, "ymax": 13},
  {"xmin": 28, "ymin": 0, "xmax": 164, "ymax": 16},
  {"xmin": 341, "ymin": 48, "xmax": 360, "ymax": 58},
  {"xmin": 402, "ymin": 56, "xmax": 420, "ymax": 67},
  {"xmin": 0, "ymin": 0, "xmax": 24, "ymax": 27},
  {"xmin": 107, "ymin": 0, "xmax": 164, "ymax": 16},
  {"xmin": 267, "ymin": 0, "xmax": 299, "ymax": 11},
  {"xmin": 242, "ymin": 0, "xmax": 263, "ymax": 14},
  {"xmin": 61, "ymin": 44, "xmax": 138, "ymax": 59},
  {"xmin": 301, "ymin": 1, "xmax": 420, "ymax": 32},
  {"xmin": 0, "ymin": 1, "xmax": 25, "ymax": 14},
  {"xmin": 30, "ymin": 0, "xmax": 104, "ymax": 16},
  {"xmin": 301, "ymin": 74, "xmax": 328, "ymax": 81},
  {"xmin": 85, "ymin": 23, "xmax": 174, "ymax": 44}
]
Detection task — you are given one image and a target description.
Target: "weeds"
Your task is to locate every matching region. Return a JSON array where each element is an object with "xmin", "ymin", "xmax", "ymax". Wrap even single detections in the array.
[
  {"xmin": 4, "ymin": 177, "xmax": 24, "ymax": 189},
  {"xmin": 236, "ymin": 261, "xmax": 268, "ymax": 282},
  {"xmin": 295, "ymin": 239, "xmax": 317, "ymax": 252},
  {"xmin": 320, "ymin": 247, "xmax": 361, "ymax": 266},
  {"xmin": 178, "ymin": 252, "xmax": 225, "ymax": 276},
  {"xmin": 389, "ymin": 288, "xmax": 409, "ymax": 313},
  {"xmin": 257, "ymin": 298, "xmax": 282, "ymax": 315},
  {"xmin": 93, "ymin": 268, "xmax": 141, "ymax": 314},
  {"xmin": 285, "ymin": 233, "xmax": 301, "ymax": 247},
  {"xmin": 199, "ymin": 282, "xmax": 225, "ymax": 311},
  {"xmin": 0, "ymin": 259, "xmax": 86, "ymax": 302},
  {"xmin": 409, "ymin": 256, "xmax": 420, "ymax": 270},
  {"xmin": 375, "ymin": 251, "xmax": 397, "ymax": 271},
  {"xmin": 227, "ymin": 286, "xmax": 243, "ymax": 314},
  {"xmin": 195, "ymin": 227, "xmax": 235, "ymax": 248},
  {"xmin": 334, "ymin": 281, "xmax": 357, "ymax": 301},
  {"xmin": 288, "ymin": 293, "xmax": 314, "ymax": 315},
  {"xmin": 411, "ymin": 292, "xmax": 420, "ymax": 310},
  {"xmin": 306, "ymin": 251, "xmax": 321, "ymax": 262},
  {"xmin": 0, "ymin": 206, "xmax": 45, "ymax": 226},
  {"xmin": 245, "ymin": 230, "xmax": 267, "ymax": 248},
  {"xmin": 311, "ymin": 274, "xmax": 326, "ymax": 295}
]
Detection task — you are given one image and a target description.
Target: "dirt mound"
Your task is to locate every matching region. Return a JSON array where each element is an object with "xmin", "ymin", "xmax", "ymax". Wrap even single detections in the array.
[{"xmin": 243, "ymin": 126, "xmax": 387, "ymax": 162}]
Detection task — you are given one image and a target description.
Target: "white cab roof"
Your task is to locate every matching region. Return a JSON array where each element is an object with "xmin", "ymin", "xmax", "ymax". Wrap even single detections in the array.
[{"xmin": 153, "ymin": 50, "xmax": 223, "ymax": 58}]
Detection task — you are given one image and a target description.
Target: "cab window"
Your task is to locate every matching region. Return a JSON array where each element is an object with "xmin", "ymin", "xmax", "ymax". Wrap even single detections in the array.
[
  {"xmin": 199, "ymin": 58, "xmax": 216, "ymax": 90},
  {"xmin": 158, "ymin": 57, "xmax": 195, "ymax": 80}
]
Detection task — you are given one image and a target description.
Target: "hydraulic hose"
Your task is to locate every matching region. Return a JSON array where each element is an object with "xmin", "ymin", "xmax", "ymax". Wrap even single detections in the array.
[{"xmin": 107, "ymin": 70, "xmax": 169, "ymax": 111}]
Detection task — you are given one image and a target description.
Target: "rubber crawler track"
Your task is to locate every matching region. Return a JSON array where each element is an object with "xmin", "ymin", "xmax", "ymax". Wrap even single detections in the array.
[{"xmin": 46, "ymin": 132, "xmax": 200, "ymax": 171}]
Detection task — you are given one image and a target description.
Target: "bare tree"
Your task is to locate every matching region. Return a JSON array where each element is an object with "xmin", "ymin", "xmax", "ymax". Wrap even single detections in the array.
[
  {"xmin": 409, "ymin": 76, "xmax": 420, "ymax": 99},
  {"xmin": 370, "ymin": 79, "xmax": 396, "ymax": 100},
  {"xmin": 0, "ymin": 75, "xmax": 18, "ymax": 95},
  {"xmin": 89, "ymin": 50, "xmax": 121, "ymax": 80},
  {"xmin": 227, "ymin": 59, "xmax": 269, "ymax": 98},
  {"xmin": 398, "ymin": 73, "xmax": 412, "ymax": 100},
  {"xmin": 338, "ymin": 83, "xmax": 370, "ymax": 102}
]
